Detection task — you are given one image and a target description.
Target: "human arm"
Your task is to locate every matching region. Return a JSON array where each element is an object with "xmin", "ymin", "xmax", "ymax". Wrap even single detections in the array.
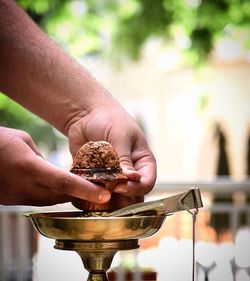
[{"xmin": 0, "ymin": 0, "xmax": 156, "ymax": 207}]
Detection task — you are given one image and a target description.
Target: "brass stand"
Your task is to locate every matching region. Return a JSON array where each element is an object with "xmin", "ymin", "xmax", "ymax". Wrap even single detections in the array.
[
  {"xmin": 55, "ymin": 240, "xmax": 139, "ymax": 281},
  {"xmin": 26, "ymin": 210, "xmax": 166, "ymax": 281},
  {"xmin": 26, "ymin": 188, "xmax": 203, "ymax": 281}
]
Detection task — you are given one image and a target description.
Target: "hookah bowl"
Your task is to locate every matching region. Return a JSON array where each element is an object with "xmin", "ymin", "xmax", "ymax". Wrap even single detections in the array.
[
  {"xmin": 26, "ymin": 187, "xmax": 203, "ymax": 281},
  {"xmin": 26, "ymin": 211, "xmax": 167, "ymax": 281}
]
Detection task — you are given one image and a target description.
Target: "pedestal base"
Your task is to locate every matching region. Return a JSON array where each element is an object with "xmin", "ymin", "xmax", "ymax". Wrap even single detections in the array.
[{"xmin": 54, "ymin": 239, "xmax": 139, "ymax": 281}]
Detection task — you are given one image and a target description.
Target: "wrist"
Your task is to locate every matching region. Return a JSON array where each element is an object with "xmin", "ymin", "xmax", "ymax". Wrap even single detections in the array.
[{"xmin": 61, "ymin": 82, "xmax": 116, "ymax": 136}]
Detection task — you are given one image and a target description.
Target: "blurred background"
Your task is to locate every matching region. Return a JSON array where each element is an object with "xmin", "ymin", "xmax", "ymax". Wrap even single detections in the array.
[{"xmin": 1, "ymin": 0, "xmax": 250, "ymax": 280}]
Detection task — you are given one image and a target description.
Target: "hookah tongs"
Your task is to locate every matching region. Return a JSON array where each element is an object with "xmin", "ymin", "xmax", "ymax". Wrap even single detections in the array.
[{"xmin": 106, "ymin": 187, "xmax": 203, "ymax": 217}]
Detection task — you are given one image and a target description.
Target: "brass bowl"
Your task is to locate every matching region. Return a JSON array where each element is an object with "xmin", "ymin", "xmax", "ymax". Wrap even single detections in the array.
[{"xmin": 26, "ymin": 211, "xmax": 167, "ymax": 241}]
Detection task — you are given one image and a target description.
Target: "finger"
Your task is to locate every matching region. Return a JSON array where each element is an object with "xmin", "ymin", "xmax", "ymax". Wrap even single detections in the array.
[
  {"xmin": 113, "ymin": 137, "xmax": 136, "ymax": 171},
  {"xmin": 14, "ymin": 129, "xmax": 44, "ymax": 157},
  {"xmin": 112, "ymin": 139, "xmax": 142, "ymax": 194},
  {"xmin": 24, "ymin": 137, "xmax": 43, "ymax": 157},
  {"xmin": 122, "ymin": 168, "xmax": 141, "ymax": 181},
  {"xmin": 128, "ymin": 144, "xmax": 157, "ymax": 196},
  {"xmin": 67, "ymin": 120, "xmax": 88, "ymax": 157},
  {"xmin": 19, "ymin": 186, "xmax": 74, "ymax": 206},
  {"xmin": 113, "ymin": 169, "xmax": 141, "ymax": 194},
  {"xmin": 114, "ymin": 162, "xmax": 156, "ymax": 197},
  {"xmin": 32, "ymin": 156, "xmax": 111, "ymax": 203},
  {"xmin": 0, "ymin": 175, "xmax": 74, "ymax": 206}
]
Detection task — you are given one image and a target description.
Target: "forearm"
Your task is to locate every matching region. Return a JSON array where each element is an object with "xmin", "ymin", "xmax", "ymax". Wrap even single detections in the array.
[{"xmin": 0, "ymin": 0, "xmax": 112, "ymax": 135}]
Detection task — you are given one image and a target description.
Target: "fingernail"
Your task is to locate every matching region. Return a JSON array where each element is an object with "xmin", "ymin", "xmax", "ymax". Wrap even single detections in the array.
[
  {"xmin": 124, "ymin": 167, "xmax": 135, "ymax": 171},
  {"xmin": 98, "ymin": 191, "xmax": 110, "ymax": 202},
  {"xmin": 115, "ymin": 187, "xmax": 128, "ymax": 194}
]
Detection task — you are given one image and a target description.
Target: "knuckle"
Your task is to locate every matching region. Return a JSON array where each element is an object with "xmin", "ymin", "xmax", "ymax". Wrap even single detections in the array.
[
  {"xmin": 119, "ymin": 155, "xmax": 133, "ymax": 166},
  {"xmin": 16, "ymin": 130, "xmax": 32, "ymax": 142}
]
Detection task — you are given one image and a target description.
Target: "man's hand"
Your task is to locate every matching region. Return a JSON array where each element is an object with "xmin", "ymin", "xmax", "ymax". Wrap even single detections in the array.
[
  {"xmin": 0, "ymin": 126, "xmax": 111, "ymax": 206},
  {"xmin": 68, "ymin": 100, "xmax": 157, "ymax": 208},
  {"xmin": 0, "ymin": 0, "xmax": 157, "ymax": 209}
]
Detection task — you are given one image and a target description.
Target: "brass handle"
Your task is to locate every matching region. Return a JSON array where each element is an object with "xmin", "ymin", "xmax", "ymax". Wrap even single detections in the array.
[{"xmin": 106, "ymin": 187, "xmax": 203, "ymax": 217}]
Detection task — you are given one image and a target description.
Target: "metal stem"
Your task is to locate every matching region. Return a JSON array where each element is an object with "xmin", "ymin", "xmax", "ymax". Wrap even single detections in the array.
[{"xmin": 87, "ymin": 272, "xmax": 109, "ymax": 281}]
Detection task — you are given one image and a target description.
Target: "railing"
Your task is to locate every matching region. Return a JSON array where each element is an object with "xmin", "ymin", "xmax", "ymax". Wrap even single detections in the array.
[
  {"xmin": 0, "ymin": 208, "xmax": 34, "ymax": 281},
  {"xmin": 0, "ymin": 179, "xmax": 250, "ymax": 281}
]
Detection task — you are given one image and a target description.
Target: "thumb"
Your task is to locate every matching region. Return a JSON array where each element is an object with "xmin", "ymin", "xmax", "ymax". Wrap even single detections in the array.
[{"xmin": 115, "ymin": 143, "xmax": 141, "ymax": 182}]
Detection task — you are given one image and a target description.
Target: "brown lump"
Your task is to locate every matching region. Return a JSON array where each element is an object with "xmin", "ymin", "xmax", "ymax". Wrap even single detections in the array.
[
  {"xmin": 71, "ymin": 141, "xmax": 121, "ymax": 170},
  {"xmin": 70, "ymin": 141, "xmax": 128, "ymax": 211}
]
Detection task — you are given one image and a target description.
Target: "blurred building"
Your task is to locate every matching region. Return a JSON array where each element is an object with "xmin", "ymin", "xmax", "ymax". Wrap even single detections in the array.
[{"xmin": 82, "ymin": 37, "xmax": 250, "ymax": 182}]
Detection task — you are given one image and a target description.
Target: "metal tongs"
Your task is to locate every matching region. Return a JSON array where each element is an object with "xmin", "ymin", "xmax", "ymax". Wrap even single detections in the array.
[{"xmin": 106, "ymin": 187, "xmax": 203, "ymax": 217}]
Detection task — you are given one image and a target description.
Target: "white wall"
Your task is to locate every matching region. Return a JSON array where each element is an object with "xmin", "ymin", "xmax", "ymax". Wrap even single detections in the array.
[{"xmin": 81, "ymin": 51, "xmax": 250, "ymax": 181}]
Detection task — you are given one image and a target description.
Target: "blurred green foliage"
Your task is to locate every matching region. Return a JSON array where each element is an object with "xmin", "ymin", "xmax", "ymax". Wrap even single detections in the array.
[
  {"xmin": 2, "ymin": 0, "xmax": 250, "ymax": 146},
  {"xmin": 0, "ymin": 94, "xmax": 63, "ymax": 151},
  {"xmin": 16, "ymin": 0, "xmax": 250, "ymax": 62}
]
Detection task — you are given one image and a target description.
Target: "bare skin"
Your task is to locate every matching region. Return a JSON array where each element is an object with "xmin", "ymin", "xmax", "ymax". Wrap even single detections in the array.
[{"xmin": 0, "ymin": 0, "xmax": 156, "ymax": 207}]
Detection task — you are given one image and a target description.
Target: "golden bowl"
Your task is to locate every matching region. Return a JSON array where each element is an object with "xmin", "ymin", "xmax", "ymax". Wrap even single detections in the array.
[{"xmin": 26, "ymin": 211, "xmax": 167, "ymax": 241}]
